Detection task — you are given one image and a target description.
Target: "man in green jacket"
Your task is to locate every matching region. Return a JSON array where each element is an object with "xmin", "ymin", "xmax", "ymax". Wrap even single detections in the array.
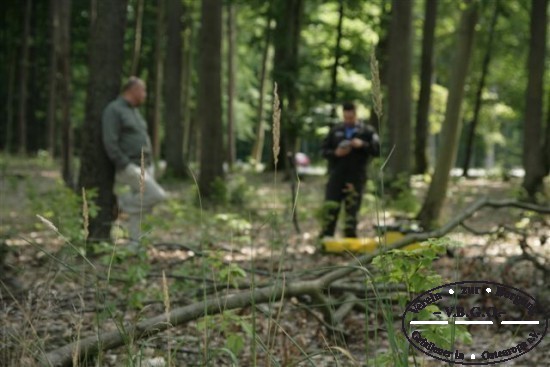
[{"xmin": 102, "ymin": 77, "xmax": 167, "ymax": 248}]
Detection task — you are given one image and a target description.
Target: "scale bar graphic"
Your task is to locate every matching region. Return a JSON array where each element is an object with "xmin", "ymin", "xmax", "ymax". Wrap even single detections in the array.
[{"xmin": 410, "ymin": 320, "xmax": 541, "ymax": 325}]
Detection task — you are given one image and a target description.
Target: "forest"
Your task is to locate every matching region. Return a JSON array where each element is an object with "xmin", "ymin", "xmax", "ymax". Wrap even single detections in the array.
[{"xmin": 1, "ymin": 0, "xmax": 549, "ymax": 366}]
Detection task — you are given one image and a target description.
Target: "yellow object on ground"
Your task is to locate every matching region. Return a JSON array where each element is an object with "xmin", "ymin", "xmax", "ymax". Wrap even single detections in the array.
[{"xmin": 322, "ymin": 231, "xmax": 422, "ymax": 253}]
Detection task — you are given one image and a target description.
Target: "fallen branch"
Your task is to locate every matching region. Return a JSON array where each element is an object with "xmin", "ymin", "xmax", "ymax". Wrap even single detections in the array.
[
  {"xmin": 460, "ymin": 222, "xmax": 526, "ymax": 236},
  {"xmin": 41, "ymin": 198, "xmax": 550, "ymax": 366},
  {"xmin": 333, "ymin": 293, "xmax": 358, "ymax": 324}
]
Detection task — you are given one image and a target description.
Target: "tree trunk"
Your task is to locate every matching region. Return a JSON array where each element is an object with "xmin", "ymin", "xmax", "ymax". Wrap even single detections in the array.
[
  {"xmin": 369, "ymin": 4, "xmax": 391, "ymax": 129},
  {"xmin": 544, "ymin": 91, "xmax": 550, "ymax": 175},
  {"xmin": 90, "ymin": 0, "xmax": 97, "ymax": 26},
  {"xmin": 182, "ymin": 8, "xmax": 194, "ymax": 164},
  {"xmin": 164, "ymin": 0, "xmax": 186, "ymax": 177},
  {"xmin": 226, "ymin": 2, "xmax": 237, "ymax": 169},
  {"xmin": 145, "ymin": 51, "xmax": 156, "ymax": 159},
  {"xmin": 418, "ymin": 1, "xmax": 478, "ymax": 229},
  {"xmin": 462, "ymin": 0, "xmax": 500, "ymax": 177},
  {"xmin": 414, "ymin": 0, "xmax": 437, "ymax": 174},
  {"xmin": 250, "ymin": 0, "xmax": 273, "ymax": 165},
  {"xmin": 17, "ymin": 0, "xmax": 32, "ymax": 155},
  {"xmin": 144, "ymin": 0, "xmax": 163, "ymax": 162},
  {"xmin": 59, "ymin": 0, "xmax": 73, "ymax": 187},
  {"xmin": 271, "ymin": 0, "xmax": 304, "ymax": 172},
  {"xmin": 386, "ymin": 0, "xmax": 414, "ymax": 186},
  {"xmin": 329, "ymin": 0, "xmax": 344, "ymax": 118},
  {"xmin": 5, "ymin": 51, "xmax": 16, "ymax": 152},
  {"xmin": 130, "ymin": 0, "xmax": 144, "ymax": 76},
  {"xmin": 47, "ymin": 0, "xmax": 59, "ymax": 158},
  {"xmin": 522, "ymin": 0, "xmax": 548, "ymax": 199},
  {"xmin": 78, "ymin": 0, "xmax": 129, "ymax": 242},
  {"xmin": 150, "ymin": 0, "xmax": 164, "ymax": 161},
  {"xmin": 198, "ymin": 0, "xmax": 224, "ymax": 199}
]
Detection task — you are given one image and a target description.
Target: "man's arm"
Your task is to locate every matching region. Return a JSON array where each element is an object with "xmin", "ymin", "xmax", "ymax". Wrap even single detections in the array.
[
  {"xmin": 102, "ymin": 105, "xmax": 131, "ymax": 170},
  {"xmin": 321, "ymin": 127, "xmax": 336, "ymax": 159},
  {"xmin": 324, "ymin": 126, "xmax": 353, "ymax": 158},
  {"xmin": 353, "ymin": 125, "xmax": 380, "ymax": 157},
  {"xmin": 365, "ymin": 128, "xmax": 380, "ymax": 157}
]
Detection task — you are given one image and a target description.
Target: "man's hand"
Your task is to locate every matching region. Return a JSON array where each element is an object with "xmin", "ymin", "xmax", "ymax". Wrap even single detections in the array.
[
  {"xmin": 351, "ymin": 138, "xmax": 366, "ymax": 148},
  {"xmin": 335, "ymin": 146, "xmax": 352, "ymax": 157}
]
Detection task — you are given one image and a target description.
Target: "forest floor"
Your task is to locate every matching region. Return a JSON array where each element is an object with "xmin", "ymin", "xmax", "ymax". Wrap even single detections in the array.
[{"xmin": 1, "ymin": 155, "xmax": 549, "ymax": 367}]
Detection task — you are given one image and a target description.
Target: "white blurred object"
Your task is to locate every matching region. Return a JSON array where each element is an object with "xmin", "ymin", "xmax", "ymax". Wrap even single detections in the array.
[
  {"xmin": 155, "ymin": 159, "xmax": 167, "ymax": 179},
  {"xmin": 295, "ymin": 152, "xmax": 310, "ymax": 167},
  {"xmin": 144, "ymin": 357, "xmax": 166, "ymax": 367}
]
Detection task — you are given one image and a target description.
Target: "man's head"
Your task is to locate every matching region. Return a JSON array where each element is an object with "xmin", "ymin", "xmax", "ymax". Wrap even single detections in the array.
[
  {"xmin": 342, "ymin": 102, "xmax": 357, "ymax": 125},
  {"xmin": 121, "ymin": 77, "xmax": 147, "ymax": 107}
]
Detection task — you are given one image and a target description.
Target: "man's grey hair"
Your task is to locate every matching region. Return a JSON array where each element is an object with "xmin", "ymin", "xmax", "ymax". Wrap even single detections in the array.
[{"xmin": 121, "ymin": 76, "xmax": 143, "ymax": 92}]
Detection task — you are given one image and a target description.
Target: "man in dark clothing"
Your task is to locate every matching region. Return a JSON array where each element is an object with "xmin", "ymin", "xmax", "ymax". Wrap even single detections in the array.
[{"xmin": 320, "ymin": 102, "xmax": 380, "ymax": 238}]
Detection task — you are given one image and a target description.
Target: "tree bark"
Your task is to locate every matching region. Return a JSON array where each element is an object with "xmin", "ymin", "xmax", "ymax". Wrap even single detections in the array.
[
  {"xmin": 41, "ymin": 197, "xmax": 550, "ymax": 367},
  {"xmin": 369, "ymin": 4, "xmax": 391, "ymax": 129},
  {"xmin": 271, "ymin": 0, "xmax": 304, "ymax": 172},
  {"xmin": 59, "ymin": 0, "xmax": 73, "ymax": 187},
  {"xmin": 17, "ymin": 0, "xmax": 32, "ymax": 155},
  {"xmin": 150, "ymin": 0, "xmax": 164, "ymax": 161},
  {"xmin": 250, "ymin": 0, "xmax": 273, "ymax": 165},
  {"xmin": 130, "ymin": 0, "xmax": 144, "ymax": 76},
  {"xmin": 164, "ymin": 0, "xmax": 186, "ymax": 177},
  {"xmin": 329, "ymin": 0, "xmax": 345, "ymax": 118},
  {"xmin": 226, "ymin": 2, "xmax": 237, "ymax": 169},
  {"xmin": 182, "ymin": 7, "xmax": 194, "ymax": 164},
  {"xmin": 414, "ymin": 0, "xmax": 437, "ymax": 174},
  {"xmin": 544, "ymin": 90, "xmax": 550, "ymax": 175},
  {"xmin": 462, "ymin": 0, "xmax": 500, "ymax": 177},
  {"xmin": 78, "ymin": 0, "xmax": 129, "ymax": 242},
  {"xmin": 386, "ymin": 0, "xmax": 413, "ymax": 185},
  {"xmin": 418, "ymin": 1, "xmax": 478, "ymax": 229},
  {"xmin": 198, "ymin": 0, "xmax": 224, "ymax": 199},
  {"xmin": 47, "ymin": 0, "xmax": 59, "ymax": 158},
  {"xmin": 5, "ymin": 51, "xmax": 16, "ymax": 152},
  {"xmin": 522, "ymin": 0, "xmax": 548, "ymax": 199}
]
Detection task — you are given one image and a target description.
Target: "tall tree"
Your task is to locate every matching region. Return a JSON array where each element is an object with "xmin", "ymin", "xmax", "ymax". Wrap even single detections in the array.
[
  {"xmin": 5, "ymin": 51, "xmax": 16, "ymax": 152},
  {"xmin": 329, "ymin": 0, "xmax": 345, "ymax": 119},
  {"xmin": 386, "ymin": 0, "xmax": 413, "ymax": 185},
  {"xmin": 149, "ymin": 0, "xmax": 165, "ymax": 160},
  {"xmin": 414, "ymin": 0, "xmax": 438, "ymax": 174},
  {"xmin": 462, "ymin": 0, "xmax": 500, "ymax": 177},
  {"xmin": 164, "ymin": 0, "xmax": 186, "ymax": 177},
  {"xmin": 369, "ymin": 3, "xmax": 391, "ymax": 129},
  {"xmin": 198, "ymin": 0, "xmax": 224, "ymax": 199},
  {"xmin": 130, "ymin": 0, "xmax": 144, "ymax": 76},
  {"xmin": 17, "ymin": 0, "xmax": 32, "ymax": 155},
  {"xmin": 271, "ymin": 0, "xmax": 304, "ymax": 171},
  {"xmin": 78, "ymin": 0, "xmax": 129, "ymax": 241},
  {"xmin": 182, "ymin": 5, "xmax": 195, "ymax": 163},
  {"xmin": 545, "ymin": 91, "xmax": 550, "ymax": 175},
  {"xmin": 250, "ymin": 0, "xmax": 274, "ymax": 165},
  {"xmin": 418, "ymin": 1, "xmax": 478, "ymax": 228},
  {"xmin": 522, "ymin": 0, "xmax": 548, "ymax": 199},
  {"xmin": 59, "ymin": 0, "xmax": 73, "ymax": 187},
  {"xmin": 226, "ymin": 2, "xmax": 237, "ymax": 169},
  {"xmin": 47, "ymin": 0, "xmax": 59, "ymax": 157}
]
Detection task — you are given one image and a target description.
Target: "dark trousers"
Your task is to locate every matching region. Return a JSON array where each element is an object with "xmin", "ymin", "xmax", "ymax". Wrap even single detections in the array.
[{"xmin": 321, "ymin": 173, "xmax": 365, "ymax": 238}]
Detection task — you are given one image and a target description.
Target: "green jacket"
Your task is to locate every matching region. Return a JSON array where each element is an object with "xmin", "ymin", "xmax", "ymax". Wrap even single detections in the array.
[{"xmin": 102, "ymin": 96, "xmax": 152, "ymax": 170}]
